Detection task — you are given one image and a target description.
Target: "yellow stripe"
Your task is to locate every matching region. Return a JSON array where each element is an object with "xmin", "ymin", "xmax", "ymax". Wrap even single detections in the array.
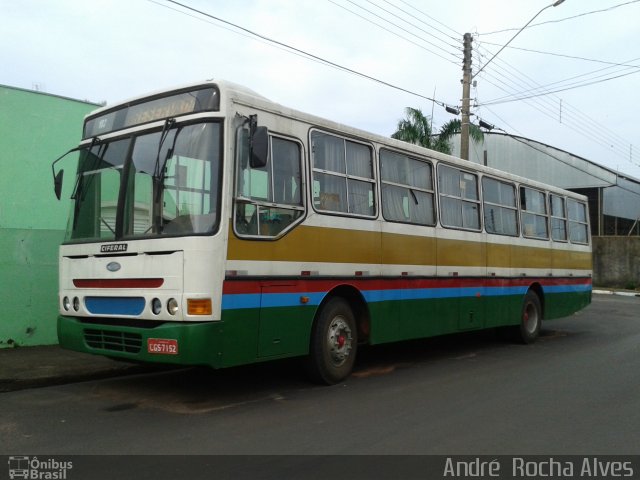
[{"xmin": 227, "ymin": 225, "xmax": 592, "ymax": 270}]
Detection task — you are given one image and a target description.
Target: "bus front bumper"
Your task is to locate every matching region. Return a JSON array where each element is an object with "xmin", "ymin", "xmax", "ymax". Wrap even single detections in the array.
[{"xmin": 57, "ymin": 315, "xmax": 224, "ymax": 368}]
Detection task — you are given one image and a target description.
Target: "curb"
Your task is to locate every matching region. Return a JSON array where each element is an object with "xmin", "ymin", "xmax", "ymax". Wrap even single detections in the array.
[
  {"xmin": 0, "ymin": 364, "xmax": 155, "ymax": 393},
  {"xmin": 593, "ymin": 289, "xmax": 640, "ymax": 297}
]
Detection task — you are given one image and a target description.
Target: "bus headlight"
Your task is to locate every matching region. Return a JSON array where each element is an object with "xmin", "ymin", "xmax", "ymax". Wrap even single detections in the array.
[
  {"xmin": 73, "ymin": 297, "xmax": 80, "ymax": 312},
  {"xmin": 151, "ymin": 298, "xmax": 162, "ymax": 315},
  {"xmin": 167, "ymin": 298, "xmax": 179, "ymax": 315},
  {"xmin": 63, "ymin": 297, "xmax": 71, "ymax": 311}
]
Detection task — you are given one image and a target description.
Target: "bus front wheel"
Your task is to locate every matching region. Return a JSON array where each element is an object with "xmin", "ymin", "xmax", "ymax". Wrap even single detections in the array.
[
  {"xmin": 514, "ymin": 290, "xmax": 542, "ymax": 344},
  {"xmin": 306, "ymin": 297, "xmax": 357, "ymax": 385}
]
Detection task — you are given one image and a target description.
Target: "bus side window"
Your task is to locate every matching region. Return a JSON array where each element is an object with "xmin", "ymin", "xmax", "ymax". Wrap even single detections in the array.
[
  {"xmin": 520, "ymin": 186, "xmax": 549, "ymax": 239},
  {"xmin": 550, "ymin": 194, "xmax": 568, "ymax": 241},
  {"xmin": 482, "ymin": 177, "xmax": 518, "ymax": 236},
  {"xmin": 380, "ymin": 149, "xmax": 435, "ymax": 226},
  {"xmin": 311, "ymin": 130, "xmax": 376, "ymax": 217},
  {"xmin": 438, "ymin": 164, "xmax": 480, "ymax": 230},
  {"xmin": 567, "ymin": 199, "xmax": 589, "ymax": 244}
]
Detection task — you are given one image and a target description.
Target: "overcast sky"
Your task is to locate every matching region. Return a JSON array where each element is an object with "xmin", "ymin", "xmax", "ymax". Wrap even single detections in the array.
[{"xmin": 2, "ymin": 0, "xmax": 639, "ymax": 179}]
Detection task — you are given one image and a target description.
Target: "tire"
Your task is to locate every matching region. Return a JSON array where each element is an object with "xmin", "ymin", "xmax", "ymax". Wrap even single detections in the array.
[
  {"xmin": 513, "ymin": 290, "xmax": 542, "ymax": 344},
  {"xmin": 306, "ymin": 297, "xmax": 357, "ymax": 385}
]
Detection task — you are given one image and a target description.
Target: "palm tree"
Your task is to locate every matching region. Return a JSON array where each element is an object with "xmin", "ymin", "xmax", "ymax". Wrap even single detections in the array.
[
  {"xmin": 391, "ymin": 107, "xmax": 435, "ymax": 149},
  {"xmin": 437, "ymin": 118, "xmax": 484, "ymax": 155},
  {"xmin": 391, "ymin": 107, "xmax": 484, "ymax": 155}
]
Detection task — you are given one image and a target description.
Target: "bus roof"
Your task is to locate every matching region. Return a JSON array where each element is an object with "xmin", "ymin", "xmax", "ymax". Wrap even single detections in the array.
[{"xmin": 87, "ymin": 79, "xmax": 588, "ymax": 201}]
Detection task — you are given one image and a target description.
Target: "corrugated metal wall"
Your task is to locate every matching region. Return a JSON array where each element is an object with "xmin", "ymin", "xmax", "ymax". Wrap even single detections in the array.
[{"xmin": 450, "ymin": 132, "xmax": 640, "ymax": 223}]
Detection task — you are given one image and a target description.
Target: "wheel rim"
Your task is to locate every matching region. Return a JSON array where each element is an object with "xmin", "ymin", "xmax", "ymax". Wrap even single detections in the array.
[
  {"xmin": 523, "ymin": 301, "xmax": 539, "ymax": 335},
  {"xmin": 327, "ymin": 315, "xmax": 353, "ymax": 366}
]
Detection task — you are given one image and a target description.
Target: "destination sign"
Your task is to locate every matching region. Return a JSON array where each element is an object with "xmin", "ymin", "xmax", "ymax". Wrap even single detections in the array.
[{"xmin": 83, "ymin": 86, "xmax": 220, "ymax": 139}]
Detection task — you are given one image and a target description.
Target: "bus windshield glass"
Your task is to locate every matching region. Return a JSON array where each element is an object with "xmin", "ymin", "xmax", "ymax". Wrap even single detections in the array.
[{"xmin": 65, "ymin": 121, "xmax": 222, "ymax": 242}]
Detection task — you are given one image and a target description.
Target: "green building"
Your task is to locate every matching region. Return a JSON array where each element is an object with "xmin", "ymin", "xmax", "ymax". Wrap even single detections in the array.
[{"xmin": 0, "ymin": 85, "xmax": 99, "ymax": 347}]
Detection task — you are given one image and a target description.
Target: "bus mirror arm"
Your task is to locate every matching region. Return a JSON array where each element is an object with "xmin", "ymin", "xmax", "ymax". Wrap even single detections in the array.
[
  {"xmin": 51, "ymin": 148, "xmax": 74, "ymax": 200},
  {"xmin": 51, "ymin": 138, "xmax": 99, "ymax": 200}
]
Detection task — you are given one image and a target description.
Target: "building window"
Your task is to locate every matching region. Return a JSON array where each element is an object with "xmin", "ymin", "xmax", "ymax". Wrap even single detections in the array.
[
  {"xmin": 550, "ymin": 194, "xmax": 567, "ymax": 241},
  {"xmin": 380, "ymin": 149, "xmax": 435, "ymax": 226},
  {"xmin": 520, "ymin": 186, "xmax": 549, "ymax": 239},
  {"xmin": 438, "ymin": 164, "xmax": 480, "ymax": 230},
  {"xmin": 482, "ymin": 177, "xmax": 518, "ymax": 236},
  {"xmin": 568, "ymin": 199, "xmax": 589, "ymax": 244},
  {"xmin": 311, "ymin": 131, "xmax": 375, "ymax": 217}
]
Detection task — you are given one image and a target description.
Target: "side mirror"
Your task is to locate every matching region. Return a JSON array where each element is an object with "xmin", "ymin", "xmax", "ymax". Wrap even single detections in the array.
[
  {"xmin": 248, "ymin": 115, "xmax": 268, "ymax": 168},
  {"xmin": 54, "ymin": 169, "xmax": 64, "ymax": 200},
  {"xmin": 51, "ymin": 146, "xmax": 80, "ymax": 201},
  {"xmin": 250, "ymin": 126, "xmax": 269, "ymax": 168}
]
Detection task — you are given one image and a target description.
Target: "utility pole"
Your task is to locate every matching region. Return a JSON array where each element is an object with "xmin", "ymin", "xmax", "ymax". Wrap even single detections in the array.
[
  {"xmin": 460, "ymin": 33, "xmax": 472, "ymax": 161},
  {"xmin": 458, "ymin": 1, "xmax": 565, "ymax": 161}
]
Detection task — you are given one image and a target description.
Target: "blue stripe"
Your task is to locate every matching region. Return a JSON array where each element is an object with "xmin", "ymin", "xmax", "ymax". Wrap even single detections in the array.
[
  {"xmin": 85, "ymin": 297, "xmax": 145, "ymax": 315},
  {"xmin": 221, "ymin": 292, "xmax": 326, "ymax": 310},
  {"xmin": 543, "ymin": 284, "xmax": 592, "ymax": 294},
  {"xmin": 221, "ymin": 285, "xmax": 544, "ymax": 310}
]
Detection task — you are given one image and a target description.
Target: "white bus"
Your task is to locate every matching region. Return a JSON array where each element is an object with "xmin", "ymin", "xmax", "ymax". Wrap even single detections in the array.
[{"xmin": 52, "ymin": 80, "xmax": 592, "ymax": 384}]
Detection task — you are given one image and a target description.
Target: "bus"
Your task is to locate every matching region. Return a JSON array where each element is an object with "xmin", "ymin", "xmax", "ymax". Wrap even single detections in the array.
[{"xmin": 51, "ymin": 80, "xmax": 592, "ymax": 384}]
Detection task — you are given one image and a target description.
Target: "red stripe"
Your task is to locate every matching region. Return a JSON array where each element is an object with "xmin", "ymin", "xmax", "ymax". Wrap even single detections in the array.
[
  {"xmin": 222, "ymin": 276, "xmax": 591, "ymax": 295},
  {"xmin": 73, "ymin": 278, "xmax": 164, "ymax": 288}
]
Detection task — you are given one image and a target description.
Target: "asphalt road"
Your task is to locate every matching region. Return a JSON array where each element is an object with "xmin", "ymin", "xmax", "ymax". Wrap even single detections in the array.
[{"xmin": 2, "ymin": 294, "xmax": 639, "ymax": 456}]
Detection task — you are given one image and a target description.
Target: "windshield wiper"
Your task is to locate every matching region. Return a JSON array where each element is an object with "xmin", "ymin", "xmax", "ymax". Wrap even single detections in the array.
[
  {"xmin": 153, "ymin": 118, "xmax": 176, "ymax": 179},
  {"xmin": 152, "ymin": 119, "xmax": 180, "ymax": 232}
]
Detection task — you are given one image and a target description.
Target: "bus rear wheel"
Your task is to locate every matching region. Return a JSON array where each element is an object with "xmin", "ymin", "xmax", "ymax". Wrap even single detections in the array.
[
  {"xmin": 514, "ymin": 290, "xmax": 542, "ymax": 344},
  {"xmin": 306, "ymin": 297, "xmax": 357, "ymax": 385}
]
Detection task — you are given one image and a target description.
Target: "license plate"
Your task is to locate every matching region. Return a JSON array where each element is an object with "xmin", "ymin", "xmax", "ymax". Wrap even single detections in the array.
[{"xmin": 147, "ymin": 338, "xmax": 179, "ymax": 355}]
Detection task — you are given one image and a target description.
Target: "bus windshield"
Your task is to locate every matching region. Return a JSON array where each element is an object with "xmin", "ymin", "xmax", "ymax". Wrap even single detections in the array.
[{"xmin": 65, "ymin": 121, "xmax": 222, "ymax": 242}]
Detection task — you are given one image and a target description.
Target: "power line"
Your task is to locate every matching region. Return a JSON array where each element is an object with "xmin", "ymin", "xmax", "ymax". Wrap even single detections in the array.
[
  {"xmin": 473, "ymin": 41, "xmax": 634, "ymax": 148},
  {"xmin": 480, "ymin": 67, "xmax": 632, "ymax": 161},
  {"xmin": 474, "ymin": 42, "xmax": 634, "ymax": 154},
  {"xmin": 475, "ymin": 56, "xmax": 636, "ymax": 165},
  {"xmin": 480, "ymin": 105, "xmax": 524, "ymax": 136},
  {"xmin": 152, "ymin": 0, "xmax": 457, "ymax": 109},
  {"xmin": 393, "ymin": 0, "xmax": 462, "ymax": 38},
  {"xmin": 479, "ymin": 66, "xmax": 640, "ymax": 106},
  {"xmin": 479, "ymin": 0, "xmax": 640, "ymax": 35},
  {"xmin": 376, "ymin": 0, "xmax": 460, "ymax": 49},
  {"xmin": 472, "ymin": 40, "xmax": 635, "ymax": 163},
  {"xmin": 479, "ymin": 41, "xmax": 640, "ymax": 69},
  {"xmin": 326, "ymin": 0, "xmax": 461, "ymax": 65},
  {"xmin": 479, "ymin": 54, "xmax": 640, "ymax": 105}
]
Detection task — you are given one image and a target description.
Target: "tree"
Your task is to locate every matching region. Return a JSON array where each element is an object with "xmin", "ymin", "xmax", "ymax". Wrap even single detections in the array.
[
  {"xmin": 391, "ymin": 107, "xmax": 484, "ymax": 156},
  {"xmin": 390, "ymin": 107, "xmax": 435, "ymax": 149},
  {"xmin": 437, "ymin": 118, "xmax": 484, "ymax": 155}
]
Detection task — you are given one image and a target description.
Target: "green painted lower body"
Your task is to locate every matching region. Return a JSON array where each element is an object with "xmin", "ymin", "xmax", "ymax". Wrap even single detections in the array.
[
  {"xmin": 543, "ymin": 291, "xmax": 592, "ymax": 320},
  {"xmin": 369, "ymin": 291, "xmax": 591, "ymax": 344},
  {"xmin": 368, "ymin": 294, "xmax": 523, "ymax": 344},
  {"xmin": 57, "ymin": 305, "xmax": 317, "ymax": 368},
  {"xmin": 57, "ymin": 291, "xmax": 591, "ymax": 367},
  {"xmin": 58, "ymin": 316, "xmax": 226, "ymax": 367}
]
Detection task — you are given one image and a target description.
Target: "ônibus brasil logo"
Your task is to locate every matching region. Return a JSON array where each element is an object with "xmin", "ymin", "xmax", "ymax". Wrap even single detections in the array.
[{"xmin": 8, "ymin": 456, "xmax": 72, "ymax": 479}]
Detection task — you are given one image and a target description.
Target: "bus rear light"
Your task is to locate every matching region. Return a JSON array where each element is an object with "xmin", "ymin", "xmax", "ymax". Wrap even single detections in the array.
[
  {"xmin": 167, "ymin": 298, "xmax": 179, "ymax": 316},
  {"xmin": 187, "ymin": 298, "xmax": 212, "ymax": 316}
]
